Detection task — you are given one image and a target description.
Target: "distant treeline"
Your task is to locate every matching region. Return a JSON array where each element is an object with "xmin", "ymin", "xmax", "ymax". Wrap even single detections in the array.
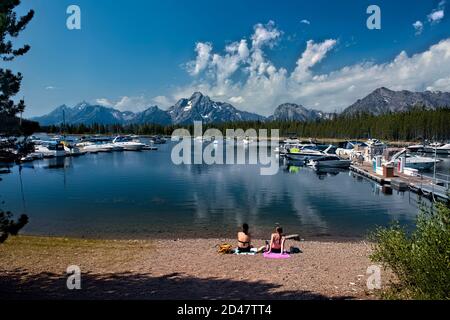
[{"xmin": 41, "ymin": 108, "xmax": 450, "ymax": 141}]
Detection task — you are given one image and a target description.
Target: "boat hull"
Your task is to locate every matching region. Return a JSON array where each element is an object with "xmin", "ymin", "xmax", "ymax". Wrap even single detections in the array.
[
  {"xmin": 313, "ymin": 161, "xmax": 351, "ymax": 168},
  {"xmin": 285, "ymin": 153, "xmax": 324, "ymax": 161}
]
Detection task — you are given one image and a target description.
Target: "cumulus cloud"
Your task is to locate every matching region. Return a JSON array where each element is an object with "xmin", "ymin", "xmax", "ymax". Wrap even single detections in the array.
[
  {"xmin": 229, "ymin": 96, "xmax": 245, "ymax": 104},
  {"xmin": 151, "ymin": 95, "xmax": 175, "ymax": 108},
  {"xmin": 251, "ymin": 20, "xmax": 281, "ymax": 49},
  {"xmin": 413, "ymin": 21, "xmax": 424, "ymax": 35},
  {"xmin": 45, "ymin": 86, "xmax": 56, "ymax": 90},
  {"xmin": 428, "ymin": 1, "xmax": 446, "ymax": 24},
  {"xmin": 114, "ymin": 95, "xmax": 150, "ymax": 112},
  {"xmin": 186, "ymin": 42, "xmax": 213, "ymax": 76},
  {"xmin": 300, "ymin": 19, "xmax": 311, "ymax": 25},
  {"xmin": 174, "ymin": 21, "xmax": 450, "ymax": 115},
  {"xmin": 291, "ymin": 39, "xmax": 337, "ymax": 82},
  {"xmin": 95, "ymin": 98, "xmax": 114, "ymax": 107},
  {"xmin": 95, "ymin": 96, "xmax": 152, "ymax": 112}
]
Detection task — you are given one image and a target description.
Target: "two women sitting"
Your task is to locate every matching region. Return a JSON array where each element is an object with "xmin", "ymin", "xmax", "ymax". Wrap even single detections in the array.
[{"xmin": 237, "ymin": 223, "xmax": 286, "ymax": 254}]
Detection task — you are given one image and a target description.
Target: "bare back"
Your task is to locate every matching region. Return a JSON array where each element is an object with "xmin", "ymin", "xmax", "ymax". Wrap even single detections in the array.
[
  {"xmin": 237, "ymin": 232, "xmax": 251, "ymax": 248},
  {"xmin": 271, "ymin": 233, "xmax": 283, "ymax": 249}
]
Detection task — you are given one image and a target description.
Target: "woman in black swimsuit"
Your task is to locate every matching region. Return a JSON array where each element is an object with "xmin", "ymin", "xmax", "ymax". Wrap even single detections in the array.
[{"xmin": 237, "ymin": 223, "xmax": 252, "ymax": 253}]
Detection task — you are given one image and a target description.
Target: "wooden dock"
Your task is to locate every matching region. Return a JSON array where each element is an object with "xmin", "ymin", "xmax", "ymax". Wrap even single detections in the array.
[{"xmin": 350, "ymin": 163, "xmax": 449, "ymax": 203}]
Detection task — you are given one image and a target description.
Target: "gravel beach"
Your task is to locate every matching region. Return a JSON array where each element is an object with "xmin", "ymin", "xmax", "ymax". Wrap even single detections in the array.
[{"xmin": 0, "ymin": 236, "xmax": 384, "ymax": 300}]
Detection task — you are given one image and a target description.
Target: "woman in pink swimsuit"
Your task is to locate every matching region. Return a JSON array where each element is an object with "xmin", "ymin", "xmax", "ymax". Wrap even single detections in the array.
[{"xmin": 268, "ymin": 226, "xmax": 285, "ymax": 254}]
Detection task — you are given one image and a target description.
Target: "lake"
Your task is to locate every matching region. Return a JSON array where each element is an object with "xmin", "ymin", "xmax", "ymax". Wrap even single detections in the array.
[{"xmin": 1, "ymin": 139, "xmax": 448, "ymax": 240}]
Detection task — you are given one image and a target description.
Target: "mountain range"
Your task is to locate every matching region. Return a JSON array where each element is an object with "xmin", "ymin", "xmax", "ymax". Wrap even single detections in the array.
[
  {"xmin": 32, "ymin": 88, "xmax": 450, "ymax": 126},
  {"xmin": 343, "ymin": 87, "xmax": 450, "ymax": 116}
]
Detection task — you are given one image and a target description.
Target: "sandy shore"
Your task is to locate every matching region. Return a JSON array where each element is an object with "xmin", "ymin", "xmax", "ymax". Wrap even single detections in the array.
[{"xmin": 0, "ymin": 236, "xmax": 385, "ymax": 300}]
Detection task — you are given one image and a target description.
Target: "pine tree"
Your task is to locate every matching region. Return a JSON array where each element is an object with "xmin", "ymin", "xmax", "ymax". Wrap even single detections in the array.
[{"xmin": 0, "ymin": 0, "xmax": 34, "ymax": 244}]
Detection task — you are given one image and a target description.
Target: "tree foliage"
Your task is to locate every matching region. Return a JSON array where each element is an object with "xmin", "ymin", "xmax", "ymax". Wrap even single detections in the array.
[
  {"xmin": 0, "ymin": 0, "xmax": 34, "ymax": 118},
  {"xmin": 0, "ymin": 0, "xmax": 33, "ymax": 244},
  {"xmin": 370, "ymin": 202, "xmax": 450, "ymax": 300},
  {"xmin": 0, "ymin": 209, "xmax": 28, "ymax": 243},
  {"xmin": 43, "ymin": 108, "xmax": 450, "ymax": 142}
]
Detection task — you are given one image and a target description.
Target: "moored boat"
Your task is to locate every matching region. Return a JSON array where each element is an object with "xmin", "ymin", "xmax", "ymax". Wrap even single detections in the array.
[
  {"xmin": 307, "ymin": 155, "xmax": 352, "ymax": 168},
  {"xmin": 285, "ymin": 145, "xmax": 333, "ymax": 162},
  {"xmin": 35, "ymin": 142, "xmax": 66, "ymax": 158},
  {"xmin": 112, "ymin": 136, "xmax": 145, "ymax": 151}
]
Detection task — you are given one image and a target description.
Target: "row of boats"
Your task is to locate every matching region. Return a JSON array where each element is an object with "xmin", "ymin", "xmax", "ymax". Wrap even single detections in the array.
[
  {"xmin": 275, "ymin": 139, "xmax": 352, "ymax": 168},
  {"xmin": 407, "ymin": 142, "xmax": 450, "ymax": 155},
  {"xmin": 275, "ymin": 138, "xmax": 445, "ymax": 171},
  {"xmin": 23, "ymin": 135, "xmax": 163, "ymax": 161}
]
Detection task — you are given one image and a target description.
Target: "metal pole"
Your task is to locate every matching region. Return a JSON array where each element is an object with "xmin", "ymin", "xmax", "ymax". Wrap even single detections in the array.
[{"xmin": 432, "ymin": 139, "xmax": 437, "ymax": 202}]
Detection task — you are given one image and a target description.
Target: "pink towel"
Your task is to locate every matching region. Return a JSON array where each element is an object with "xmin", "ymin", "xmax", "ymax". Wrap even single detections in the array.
[{"xmin": 263, "ymin": 252, "xmax": 291, "ymax": 259}]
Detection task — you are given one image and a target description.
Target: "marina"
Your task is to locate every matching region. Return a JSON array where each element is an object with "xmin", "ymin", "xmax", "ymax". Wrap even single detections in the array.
[{"xmin": 1, "ymin": 136, "xmax": 449, "ymax": 240}]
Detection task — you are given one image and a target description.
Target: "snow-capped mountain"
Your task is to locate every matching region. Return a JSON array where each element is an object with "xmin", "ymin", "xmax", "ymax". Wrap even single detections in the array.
[
  {"xmin": 32, "ymin": 88, "xmax": 450, "ymax": 126},
  {"xmin": 33, "ymin": 93, "xmax": 266, "ymax": 126},
  {"xmin": 167, "ymin": 92, "xmax": 265, "ymax": 125}
]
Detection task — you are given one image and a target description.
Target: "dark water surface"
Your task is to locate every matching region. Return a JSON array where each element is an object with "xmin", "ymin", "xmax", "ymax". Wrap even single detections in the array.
[{"xmin": 1, "ymin": 141, "xmax": 447, "ymax": 240}]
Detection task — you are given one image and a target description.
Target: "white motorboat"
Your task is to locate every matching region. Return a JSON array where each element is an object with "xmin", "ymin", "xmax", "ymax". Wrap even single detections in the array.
[
  {"xmin": 275, "ymin": 140, "xmax": 317, "ymax": 155},
  {"xmin": 77, "ymin": 142, "xmax": 113, "ymax": 153},
  {"xmin": 64, "ymin": 145, "xmax": 85, "ymax": 157},
  {"xmin": 404, "ymin": 155, "xmax": 441, "ymax": 170},
  {"xmin": 283, "ymin": 138, "xmax": 301, "ymax": 145},
  {"xmin": 307, "ymin": 155, "xmax": 352, "ymax": 168},
  {"xmin": 102, "ymin": 143, "xmax": 124, "ymax": 152},
  {"xmin": 112, "ymin": 136, "xmax": 145, "ymax": 151},
  {"xmin": 335, "ymin": 141, "xmax": 368, "ymax": 159},
  {"xmin": 388, "ymin": 148, "xmax": 441, "ymax": 171},
  {"xmin": 285, "ymin": 145, "xmax": 333, "ymax": 161},
  {"xmin": 35, "ymin": 142, "xmax": 66, "ymax": 158},
  {"xmin": 407, "ymin": 143, "xmax": 425, "ymax": 152},
  {"xmin": 423, "ymin": 143, "xmax": 450, "ymax": 155}
]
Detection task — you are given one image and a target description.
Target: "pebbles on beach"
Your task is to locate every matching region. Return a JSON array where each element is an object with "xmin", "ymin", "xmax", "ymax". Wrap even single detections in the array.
[{"xmin": 0, "ymin": 236, "xmax": 383, "ymax": 300}]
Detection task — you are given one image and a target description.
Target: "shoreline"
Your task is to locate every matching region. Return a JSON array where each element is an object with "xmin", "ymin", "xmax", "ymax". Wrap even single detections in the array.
[
  {"xmin": 36, "ymin": 132, "xmax": 417, "ymax": 146},
  {"xmin": 0, "ymin": 235, "xmax": 385, "ymax": 300},
  {"xmin": 19, "ymin": 231, "xmax": 369, "ymax": 243}
]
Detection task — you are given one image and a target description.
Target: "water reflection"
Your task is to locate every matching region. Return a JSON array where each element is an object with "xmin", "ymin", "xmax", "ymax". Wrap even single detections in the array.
[{"xmin": 0, "ymin": 142, "xmax": 425, "ymax": 240}]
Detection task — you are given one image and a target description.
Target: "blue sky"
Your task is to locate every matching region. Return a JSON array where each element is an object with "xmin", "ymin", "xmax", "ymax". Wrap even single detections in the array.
[{"xmin": 8, "ymin": 0, "xmax": 450, "ymax": 116}]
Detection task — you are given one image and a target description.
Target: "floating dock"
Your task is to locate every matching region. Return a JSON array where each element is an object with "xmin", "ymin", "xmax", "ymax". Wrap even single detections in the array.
[{"xmin": 350, "ymin": 163, "xmax": 449, "ymax": 203}]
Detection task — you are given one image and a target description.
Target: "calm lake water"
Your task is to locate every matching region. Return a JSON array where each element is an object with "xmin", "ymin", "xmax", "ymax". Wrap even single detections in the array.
[{"xmin": 1, "ymin": 140, "xmax": 448, "ymax": 240}]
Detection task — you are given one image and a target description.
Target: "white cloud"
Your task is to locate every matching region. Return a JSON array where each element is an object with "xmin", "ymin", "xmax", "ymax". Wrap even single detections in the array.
[
  {"xmin": 426, "ymin": 77, "xmax": 450, "ymax": 91},
  {"xmin": 95, "ymin": 96, "xmax": 151, "ymax": 112},
  {"xmin": 174, "ymin": 21, "xmax": 450, "ymax": 115},
  {"xmin": 300, "ymin": 19, "xmax": 311, "ymax": 25},
  {"xmin": 291, "ymin": 39, "xmax": 337, "ymax": 82},
  {"xmin": 251, "ymin": 20, "xmax": 281, "ymax": 49},
  {"xmin": 45, "ymin": 86, "xmax": 56, "ymax": 90},
  {"xmin": 186, "ymin": 42, "xmax": 213, "ymax": 76},
  {"xmin": 95, "ymin": 98, "xmax": 113, "ymax": 107},
  {"xmin": 151, "ymin": 95, "xmax": 175, "ymax": 108},
  {"xmin": 428, "ymin": 10, "xmax": 445, "ymax": 23},
  {"xmin": 413, "ymin": 21, "xmax": 424, "ymax": 35},
  {"xmin": 229, "ymin": 96, "xmax": 245, "ymax": 104},
  {"xmin": 114, "ymin": 95, "xmax": 150, "ymax": 112},
  {"xmin": 428, "ymin": 1, "xmax": 446, "ymax": 24}
]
